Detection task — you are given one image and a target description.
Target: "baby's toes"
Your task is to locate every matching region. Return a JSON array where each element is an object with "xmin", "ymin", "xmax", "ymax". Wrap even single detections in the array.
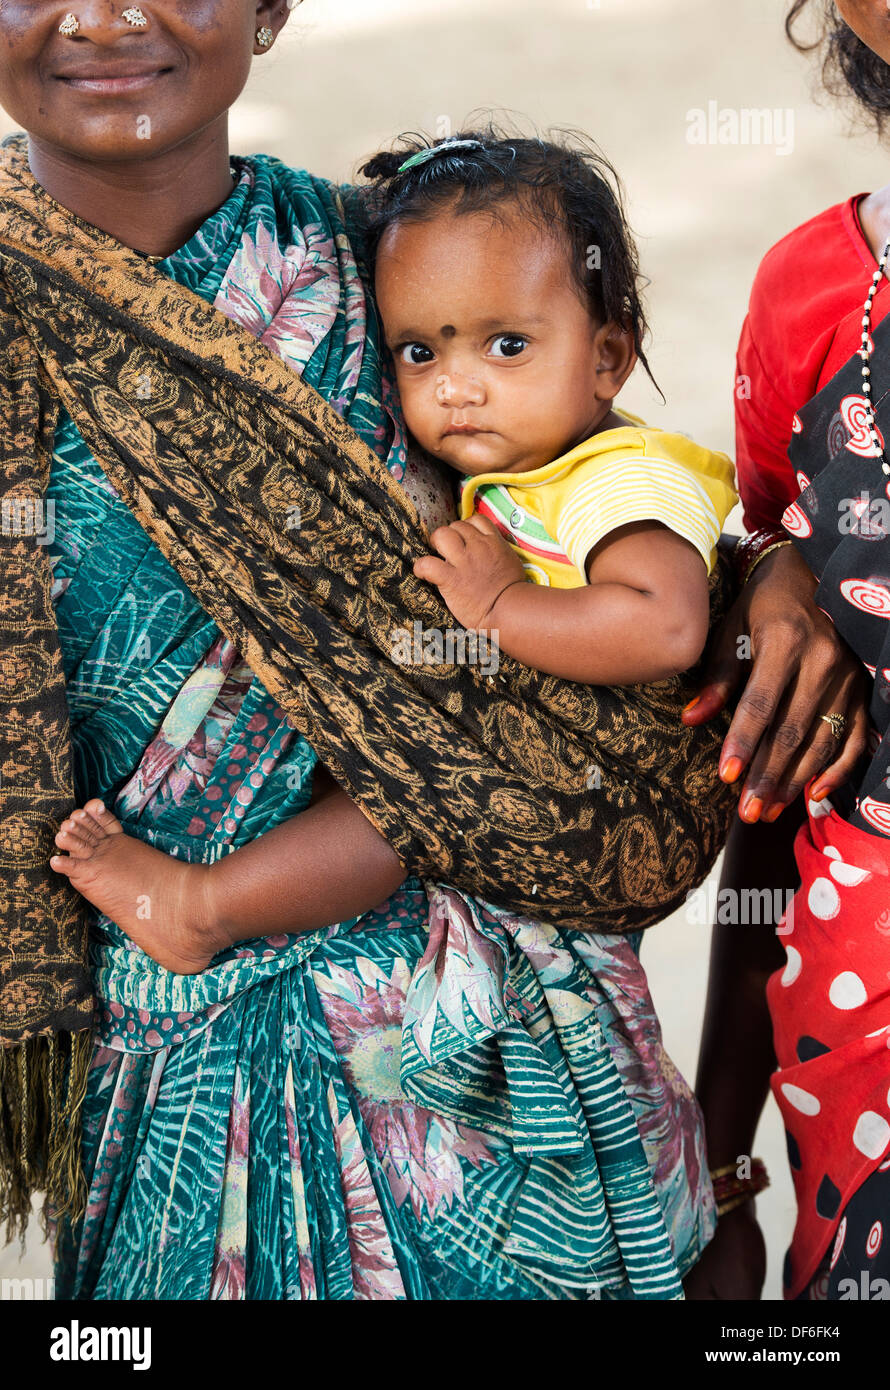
[
  {"xmin": 50, "ymin": 852, "xmax": 77, "ymax": 878},
  {"xmin": 69, "ymin": 808, "xmax": 105, "ymax": 847},
  {"xmin": 83, "ymin": 799, "xmax": 124, "ymax": 836},
  {"xmin": 54, "ymin": 822, "xmax": 95, "ymax": 857}
]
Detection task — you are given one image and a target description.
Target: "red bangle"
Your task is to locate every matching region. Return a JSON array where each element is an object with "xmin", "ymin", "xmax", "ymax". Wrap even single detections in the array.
[{"xmin": 734, "ymin": 528, "xmax": 790, "ymax": 586}]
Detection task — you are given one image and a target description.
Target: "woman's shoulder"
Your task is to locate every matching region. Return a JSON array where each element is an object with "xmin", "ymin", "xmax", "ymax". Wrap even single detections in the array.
[
  {"xmin": 742, "ymin": 194, "xmax": 875, "ymax": 400},
  {"xmin": 242, "ymin": 152, "xmax": 351, "ymax": 203},
  {"xmin": 242, "ymin": 154, "xmax": 372, "ymax": 266},
  {"xmin": 753, "ymin": 194, "xmax": 868, "ymax": 300},
  {"xmin": 748, "ymin": 195, "xmax": 872, "ymax": 336}
]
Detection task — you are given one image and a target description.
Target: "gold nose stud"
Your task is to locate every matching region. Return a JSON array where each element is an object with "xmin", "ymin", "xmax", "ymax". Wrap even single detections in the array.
[
  {"xmin": 122, "ymin": 6, "xmax": 148, "ymax": 25},
  {"xmin": 59, "ymin": 12, "xmax": 79, "ymax": 35}
]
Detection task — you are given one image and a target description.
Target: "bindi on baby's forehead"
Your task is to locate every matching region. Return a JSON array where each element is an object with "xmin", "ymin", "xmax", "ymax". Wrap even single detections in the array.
[{"xmin": 440, "ymin": 325, "xmax": 457, "ymax": 338}]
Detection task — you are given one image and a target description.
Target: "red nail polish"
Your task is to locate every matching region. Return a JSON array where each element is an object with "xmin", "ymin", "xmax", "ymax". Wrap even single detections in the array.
[
  {"xmin": 683, "ymin": 696, "xmax": 701, "ymax": 714},
  {"xmin": 762, "ymin": 803, "xmax": 785, "ymax": 823},
  {"xmin": 721, "ymin": 756, "xmax": 744, "ymax": 783},
  {"xmin": 742, "ymin": 796, "xmax": 763, "ymax": 822}
]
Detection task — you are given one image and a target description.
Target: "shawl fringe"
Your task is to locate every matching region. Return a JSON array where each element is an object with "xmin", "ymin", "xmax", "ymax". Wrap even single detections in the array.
[{"xmin": 0, "ymin": 1029, "xmax": 91, "ymax": 1242}]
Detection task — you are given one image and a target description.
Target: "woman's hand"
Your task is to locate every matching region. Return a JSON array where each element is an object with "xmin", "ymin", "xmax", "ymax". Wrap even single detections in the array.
[
  {"xmin": 683, "ymin": 543, "xmax": 869, "ymax": 821},
  {"xmin": 683, "ymin": 1205, "xmax": 767, "ymax": 1301}
]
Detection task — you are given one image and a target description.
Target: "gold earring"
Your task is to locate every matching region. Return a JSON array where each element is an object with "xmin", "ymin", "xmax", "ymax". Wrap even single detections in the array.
[
  {"xmin": 122, "ymin": 7, "xmax": 148, "ymax": 26},
  {"xmin": 256, "ymin": 26, "xmax": 274, "ymax": 47},
  {"xmin": 59, "ymin": 12, "xmax": 80, "ymax": 35}
]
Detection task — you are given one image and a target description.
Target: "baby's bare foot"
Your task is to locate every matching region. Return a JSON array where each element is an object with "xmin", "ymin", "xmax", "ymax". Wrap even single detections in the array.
[{"xmin": 51, "ymin": 800, "xmax": 222, "ymax": 975}]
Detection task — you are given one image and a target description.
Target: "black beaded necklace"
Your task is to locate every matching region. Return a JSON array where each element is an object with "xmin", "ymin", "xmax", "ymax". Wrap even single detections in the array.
[{"xmin": 861, "ymin": 236, "xmax": 890, "ymax": 478}]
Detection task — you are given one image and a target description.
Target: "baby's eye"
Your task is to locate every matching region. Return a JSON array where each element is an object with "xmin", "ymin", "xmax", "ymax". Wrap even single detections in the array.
[
  {"xmin": 398, "ymin": 343, "xmax": 435, "ymax": 366},
  {"xmin": 489, "ymin": 334, "xmax": 528, "ymax": 359}
]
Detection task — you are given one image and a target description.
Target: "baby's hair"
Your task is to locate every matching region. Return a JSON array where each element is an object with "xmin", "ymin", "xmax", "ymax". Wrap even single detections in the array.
[{"xmin": 357, "ymin": 122, "xmax": 659, "ymax": 392}]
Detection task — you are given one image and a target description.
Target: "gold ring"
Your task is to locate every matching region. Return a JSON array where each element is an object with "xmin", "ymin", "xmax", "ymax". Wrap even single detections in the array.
[{"xmin": 819, "ymin": 712, "xmax": 847, "ymax": 740}]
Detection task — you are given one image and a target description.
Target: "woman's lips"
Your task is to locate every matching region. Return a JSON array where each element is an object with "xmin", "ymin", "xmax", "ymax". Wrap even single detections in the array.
[{"xmin": 56, "ymin": 69, "xmax": 172, "ymax": 94}]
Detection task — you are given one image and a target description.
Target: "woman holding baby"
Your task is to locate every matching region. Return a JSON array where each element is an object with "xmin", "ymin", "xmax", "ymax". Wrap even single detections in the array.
[{"xmin": 0, "ymin": 0, "xmax": 737, "ymax": 1302}]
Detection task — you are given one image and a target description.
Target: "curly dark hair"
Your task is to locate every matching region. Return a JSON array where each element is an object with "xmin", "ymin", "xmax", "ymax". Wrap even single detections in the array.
[
  {"xmin": 787, "ymin": 0, "xmax": 890, "ymax": 131},
  {"xmin": 356, "ymin": 122, "xmax": 657, "ymax": 389}
]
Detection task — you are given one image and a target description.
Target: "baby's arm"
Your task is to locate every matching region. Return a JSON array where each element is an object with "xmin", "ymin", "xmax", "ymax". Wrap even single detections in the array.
[
  {"xmin": 413, "ymin": 515, "xmax": 710, "ymax": 684},
  {"xmin": 205, "ymin": 766, "xmax": 406, "ymax": 938}
]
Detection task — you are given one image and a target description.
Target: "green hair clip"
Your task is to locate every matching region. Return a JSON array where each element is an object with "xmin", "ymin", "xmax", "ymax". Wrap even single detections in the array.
[{"xmin": 396, "ymin": 138, "xmax": 486, "ymax": 175}]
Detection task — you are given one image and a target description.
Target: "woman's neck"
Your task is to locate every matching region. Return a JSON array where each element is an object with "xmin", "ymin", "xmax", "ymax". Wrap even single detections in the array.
[
  {"xmin": 857, "ymin": 184, "xmax": 890, "ymax": 267},
  {"xmin": 26, "ymin": 120, "xmax": 235, "ymax": 258}
]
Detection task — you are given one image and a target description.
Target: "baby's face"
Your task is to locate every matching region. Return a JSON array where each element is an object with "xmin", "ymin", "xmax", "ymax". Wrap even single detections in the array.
[{"xmin": 375, "ymin": 201, "xmax": 627, "ymax": 476}]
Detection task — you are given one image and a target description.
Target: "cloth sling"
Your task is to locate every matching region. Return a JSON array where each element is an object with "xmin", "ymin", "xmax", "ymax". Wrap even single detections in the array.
[{"xmin": 0, "ymin": 134, "xmax": 737, "ymax": 1232}]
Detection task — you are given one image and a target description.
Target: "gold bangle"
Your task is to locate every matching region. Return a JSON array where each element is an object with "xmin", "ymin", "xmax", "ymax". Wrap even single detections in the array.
[
  {"xmin": 716, "ymin": 1191, "xmax": 758, "ymax": 1218},
  {"xmin": 743, "ymin": 539, "xmax": 794, "ymax": 585},
  {"xmin": 709, "ymin": 1161, "xmax": 743, "ymax": 1181}
]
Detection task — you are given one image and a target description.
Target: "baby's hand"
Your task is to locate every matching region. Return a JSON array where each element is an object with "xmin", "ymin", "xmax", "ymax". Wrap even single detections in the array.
[{"xmin": 414, "ymin": 516, "xmax": 526, "ymax": 629}]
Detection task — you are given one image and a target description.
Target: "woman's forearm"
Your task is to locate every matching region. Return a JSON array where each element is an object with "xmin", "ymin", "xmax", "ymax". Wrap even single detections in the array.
[
  {"xmin": 695, "ymin": 804, "xmax": 802, "ymax": 1166},
  {"xmin": 203, "ymin": 775, "xmax": 406, "ymax": 944}
]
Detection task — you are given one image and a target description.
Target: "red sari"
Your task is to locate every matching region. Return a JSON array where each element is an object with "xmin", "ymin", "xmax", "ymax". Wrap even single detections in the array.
[
  {"xmin": 736, "ymin": 193, "xmax": 890, "ymax": 532},
  {"xmin": 739, "ymin": 192, "xmax": 890, "ymax": 1298}
]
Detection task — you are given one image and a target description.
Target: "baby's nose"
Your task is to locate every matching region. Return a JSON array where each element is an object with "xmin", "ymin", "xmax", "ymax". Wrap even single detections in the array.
[{"xmin": 435, "ymin": 372, "xmax": 484, "ymax": 406}]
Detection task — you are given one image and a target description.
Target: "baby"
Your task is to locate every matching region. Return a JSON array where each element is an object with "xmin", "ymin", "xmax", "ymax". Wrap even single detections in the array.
[
  {"xmin": 51, "ymin": 128, "xmax": 737, "ymax": 972},
  {"xmin": 364, "ymin": 130, "xmax": 738, "ymax": 682}
]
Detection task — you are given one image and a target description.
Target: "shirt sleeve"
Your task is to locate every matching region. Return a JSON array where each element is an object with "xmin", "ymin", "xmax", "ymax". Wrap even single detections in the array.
[
  {"xmin": 552, "ymin": 447, "xmax": 736, "ymax": 578},
  {"xmin": 735, "ymin": 311, "xmax": 802, "ymax": 532}
]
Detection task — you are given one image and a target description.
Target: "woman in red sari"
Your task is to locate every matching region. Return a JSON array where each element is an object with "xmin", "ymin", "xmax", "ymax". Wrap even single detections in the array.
[{"xmin": 689, "ymin": 0, "xmax": 890, "ymax": 1301}]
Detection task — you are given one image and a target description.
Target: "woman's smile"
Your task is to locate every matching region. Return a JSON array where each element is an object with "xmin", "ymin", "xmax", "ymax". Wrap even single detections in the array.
[{"xmin": 53, "ymin": 64, "xmax": 175, "ymax": 95}]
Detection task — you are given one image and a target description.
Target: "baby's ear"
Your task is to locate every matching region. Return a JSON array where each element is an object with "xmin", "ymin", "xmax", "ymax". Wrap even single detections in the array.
[{"xmin": 592, "ymin": 322, "xmax": 637, "ymax": 399}]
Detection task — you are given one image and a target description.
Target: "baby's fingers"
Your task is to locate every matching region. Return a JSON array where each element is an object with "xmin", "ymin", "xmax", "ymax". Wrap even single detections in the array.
[
  {"xmin": 414, "ymin": 554, "xmax": 453, "ymax": 587},
  {"xmin": 463, "ymin": 514, "xmax": 498, "ymax": 539},
  {"xmin": 428, "ymin": 523, "xmax": 472, "ymax": 565}
]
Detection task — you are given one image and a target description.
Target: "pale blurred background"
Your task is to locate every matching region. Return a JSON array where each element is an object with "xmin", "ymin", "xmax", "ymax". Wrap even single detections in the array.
[{"xmin": 3, "ymin": 0, "xmax": 889, "ymax": 1301}]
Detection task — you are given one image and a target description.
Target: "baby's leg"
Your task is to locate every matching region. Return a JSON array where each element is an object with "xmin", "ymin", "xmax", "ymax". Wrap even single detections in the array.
[{"xmin": 52, "ymin": 802, "xmax": 220, "ymax": 975}]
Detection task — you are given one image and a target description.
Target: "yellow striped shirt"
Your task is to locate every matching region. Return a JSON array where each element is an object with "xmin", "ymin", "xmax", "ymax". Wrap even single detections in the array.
[{"xmin": 459, "ymin": 416, "xmax": 738, "ymax": 589}]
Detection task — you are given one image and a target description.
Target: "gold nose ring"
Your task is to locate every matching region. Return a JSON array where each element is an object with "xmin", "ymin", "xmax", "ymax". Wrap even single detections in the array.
[
  {"xmin": 122, "ymin": 7, "xmax": 148, "ymax": 25},
  {"xmin": 59, "ymin": 13, "xmax": 79, "ymax": 35}
]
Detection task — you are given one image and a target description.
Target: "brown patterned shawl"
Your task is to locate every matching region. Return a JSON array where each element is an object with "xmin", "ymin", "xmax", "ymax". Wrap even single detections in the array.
[{"xmin": 0, "ymin": 135, "xmax": 738, "ymax": 1232}]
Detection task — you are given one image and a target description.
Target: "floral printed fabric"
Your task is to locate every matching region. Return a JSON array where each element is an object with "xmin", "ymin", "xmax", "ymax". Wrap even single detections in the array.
[{"xmin": 50, "ymin": 154, "xmax": 714, "ymax": 1300}]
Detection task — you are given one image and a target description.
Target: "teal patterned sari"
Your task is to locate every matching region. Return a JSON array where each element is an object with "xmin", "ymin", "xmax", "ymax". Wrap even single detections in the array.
[{"xmin": 49, "ymin": 153, "xmax": 714, "ymax": 1300}]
